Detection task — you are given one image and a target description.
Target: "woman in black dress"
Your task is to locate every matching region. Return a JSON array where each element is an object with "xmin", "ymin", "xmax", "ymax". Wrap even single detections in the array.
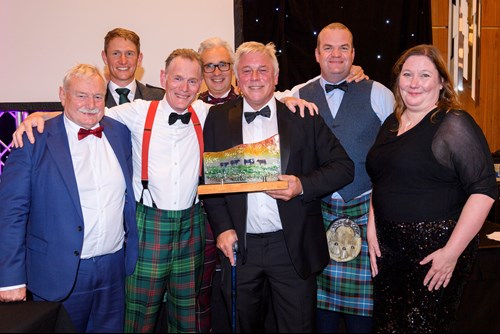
[{"xmin": 366, "ymin": 44, "xmax": 498, "ymax": 333}]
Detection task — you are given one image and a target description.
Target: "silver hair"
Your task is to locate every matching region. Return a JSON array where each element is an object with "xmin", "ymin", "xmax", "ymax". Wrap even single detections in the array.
[
  {"xmin": 197, "ymin": 36, "xmax": 235, "ymax": 63},
  {"xmin": 233, "ymin": 41, "xmax": 279, "ymax": 81},
  {"xmin": 62, "ymin": 64, "xmax": 106, "ymax": 90}
]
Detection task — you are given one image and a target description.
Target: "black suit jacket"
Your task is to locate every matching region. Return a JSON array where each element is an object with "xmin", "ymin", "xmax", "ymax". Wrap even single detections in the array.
[
  {"xmin": 202, "ymin": 97, "xmax": 354, "ymax": 279},
  {"xmin": 105, "ymin": 80, "xmax": 165, "ymax": 107}
]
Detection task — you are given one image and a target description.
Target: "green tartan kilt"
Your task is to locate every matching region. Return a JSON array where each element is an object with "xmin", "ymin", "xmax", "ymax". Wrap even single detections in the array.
[
  {"xmin": 124, "ymin": 201, "xmax": 205, "ymax": 333},
  {"xmin": 317, "ymin": 194, "xmax": 373, "ymax": 317}
]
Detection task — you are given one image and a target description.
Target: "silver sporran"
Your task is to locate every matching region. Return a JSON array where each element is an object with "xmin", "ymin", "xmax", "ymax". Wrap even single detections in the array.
[{"xmin": 326, "ymin": 218, "xmax": 361, "ymax": 262}]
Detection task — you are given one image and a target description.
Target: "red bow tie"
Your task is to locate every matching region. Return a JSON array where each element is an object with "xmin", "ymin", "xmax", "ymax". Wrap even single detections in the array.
[{"xmin": 78, "ymin": 126, "xmax": 104, "ymax": 140}]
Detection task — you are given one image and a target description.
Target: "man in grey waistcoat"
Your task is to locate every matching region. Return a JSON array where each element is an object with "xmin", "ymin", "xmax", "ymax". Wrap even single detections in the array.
[{"xmin": 293, "ymin": 22, "xmax": 395, "ymax": 333}]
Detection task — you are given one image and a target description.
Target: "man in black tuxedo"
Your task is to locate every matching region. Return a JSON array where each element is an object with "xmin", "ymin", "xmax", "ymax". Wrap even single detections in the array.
[
  {"xmin": 101, "ymin": 28, "xmax": 164, "ymax": 107},
  {"xmin": 202, "ymin": 41, "xmax": 354, "ymax": 333}
]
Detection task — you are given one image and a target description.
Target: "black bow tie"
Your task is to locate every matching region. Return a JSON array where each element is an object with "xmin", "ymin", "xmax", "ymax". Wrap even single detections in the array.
[
  {"xmin": 78, "ymin": 126, "xmax": 104, "ymax": 140},
  {"xmin": 325, "ymin": 81, "xmax": 348, "ymax": 93},
  {"xmin": 168, "ymin": 112, "xmax": 191, "ymax": 125},
  {"xmin": 244, "ymin": 105, "xmax": 271, "ymax": 123}
]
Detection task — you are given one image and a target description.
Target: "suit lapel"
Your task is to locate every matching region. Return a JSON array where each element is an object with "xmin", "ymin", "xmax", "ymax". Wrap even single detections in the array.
[
  {"xmin": 100, "ymin": 118, "xmax": 129, "ymax": 181},
  {"xmin": 233, "ymin": 98, "xmax": 291, "ymax": 173},
  {"xmin": 134, "ymin": 80, "xmax": 144, "ymax": 100},
  {"xmin": 276, "ymin": 101, "xmax": 291, "ymax": 174},
  {"xmin": 228, "ymin": 99, "xmax": 244, "ymax": 147},
  {"xmin": 105, "ymin": 87, "xmax": 118, "ymax": 108},
  {"xmin": 46, "ymin": 117, "xmax": 84, "ymax": 222}
]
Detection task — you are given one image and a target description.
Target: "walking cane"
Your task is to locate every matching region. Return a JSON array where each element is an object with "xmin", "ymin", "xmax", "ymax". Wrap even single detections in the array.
[{"xmin": 231, "ymin": 241, "xmax": 239, "ymax": 333}]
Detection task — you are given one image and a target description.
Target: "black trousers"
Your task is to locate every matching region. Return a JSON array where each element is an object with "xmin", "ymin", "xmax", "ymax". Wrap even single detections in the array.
[{"xmin": 220, "ymin": 231, "xmax": 316, "ymax": 333}]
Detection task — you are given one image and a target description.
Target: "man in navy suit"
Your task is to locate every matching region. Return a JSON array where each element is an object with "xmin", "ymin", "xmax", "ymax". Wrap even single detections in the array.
[
  {"xmin": 0, "ymin": 64, "xmax": 138, "ymax": 333},
  {"xmin": 202, "ymin": 41, "xmax": 354, "ymax": 332},
  {"xmin": 102, "ymin": 27, "xmax": 164, "ymax": 107}
]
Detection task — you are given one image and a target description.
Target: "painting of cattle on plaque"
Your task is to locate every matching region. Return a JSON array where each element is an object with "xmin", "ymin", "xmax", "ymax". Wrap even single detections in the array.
[{"xmin": 204, "ymin": 134, "xmax": 281, "ymax": 184}]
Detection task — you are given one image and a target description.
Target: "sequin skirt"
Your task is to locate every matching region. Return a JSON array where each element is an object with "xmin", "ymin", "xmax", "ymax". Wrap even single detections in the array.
[{"xmin": 372, "ymin": 219, "xmax": 478, "ymax": 333}]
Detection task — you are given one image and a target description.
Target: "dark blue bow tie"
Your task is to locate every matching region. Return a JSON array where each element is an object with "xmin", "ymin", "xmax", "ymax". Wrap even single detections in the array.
[
  {"xmin": 325, "ymin": 81, "xmax": 348, "ymax": 93},
  {"xmin": 244, "ymin": 105, "xmax": 271, "ymax": 123},
  {"xmin": 168, "ymin": 112, "xmax": 191, "ymax": 125}
]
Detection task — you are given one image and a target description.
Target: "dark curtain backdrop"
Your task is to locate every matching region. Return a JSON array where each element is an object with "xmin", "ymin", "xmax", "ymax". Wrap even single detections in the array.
[{"xmin": 234, "ymin": 0, "xmax": 432, "ymax": 91}]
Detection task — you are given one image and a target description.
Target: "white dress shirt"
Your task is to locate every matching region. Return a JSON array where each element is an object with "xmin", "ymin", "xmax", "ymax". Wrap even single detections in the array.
[
  {"xmin": 106, "ymin": 98, "xmax": 210, "ymax": 211},
  {"xmin": 274, "ymin": 75, "xmax": 321, "ymax": 100},
  {"xmin": 65, "ymin": 116, "xmax": 126, "ymax": 259},
  {"xmin": 243, "ymin": 98, "xmax": 283, "ymax": 233}
]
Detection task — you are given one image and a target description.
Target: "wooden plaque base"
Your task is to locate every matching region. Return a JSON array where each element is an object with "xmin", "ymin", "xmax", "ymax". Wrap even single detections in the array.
[{"xmin": 198, "ymin": 180, "xmax": 288, "ymax": 195}]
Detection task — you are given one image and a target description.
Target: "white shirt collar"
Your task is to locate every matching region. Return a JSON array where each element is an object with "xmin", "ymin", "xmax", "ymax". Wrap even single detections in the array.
[{"xmin": 108, "ymin": 80, "xmax": 137, "ymax": 102}]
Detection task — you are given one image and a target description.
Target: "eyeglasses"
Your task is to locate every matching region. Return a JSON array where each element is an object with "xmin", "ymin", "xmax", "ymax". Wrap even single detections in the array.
[{"xmin": 203, "ymin": 61, "xmax": 232, "ymax": 73}]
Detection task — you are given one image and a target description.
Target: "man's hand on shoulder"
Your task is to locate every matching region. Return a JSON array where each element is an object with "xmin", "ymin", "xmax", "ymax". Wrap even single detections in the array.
[
  {"xmin": 347, "ymin": 65, "xmax": 369, "ymax": 83},
  {"xmin": 12, "ymin": 112, "xmax": 57, "ymax": 148},
  {"xmin": 280, "ymin": 97, "xmax": 318, "ymax": 117}
]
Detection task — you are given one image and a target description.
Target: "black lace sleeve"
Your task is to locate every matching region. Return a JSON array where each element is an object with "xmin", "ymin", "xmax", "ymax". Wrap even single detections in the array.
[{"xmin": 432, "ymin": 110, "xmax": 498, "ymax": 199}]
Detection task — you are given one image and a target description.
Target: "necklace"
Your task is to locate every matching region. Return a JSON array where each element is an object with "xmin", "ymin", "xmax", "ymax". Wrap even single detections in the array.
[
  {"xmin": 402, "ymin": 115, "xmax": 413, "ymax": 131},
  {"xmin": 402, "ymin": 107, "xmax": 436, "ymax": 132},
  {"xmin": 401, "ymin": 112, "xmax": 421, "ymax": 132}
]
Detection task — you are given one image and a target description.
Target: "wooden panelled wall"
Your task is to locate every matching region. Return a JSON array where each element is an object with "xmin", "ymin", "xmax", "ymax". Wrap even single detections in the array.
[{"xmin": 431, "ymin": 0, "xmax": 500, "ymax": 152}]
